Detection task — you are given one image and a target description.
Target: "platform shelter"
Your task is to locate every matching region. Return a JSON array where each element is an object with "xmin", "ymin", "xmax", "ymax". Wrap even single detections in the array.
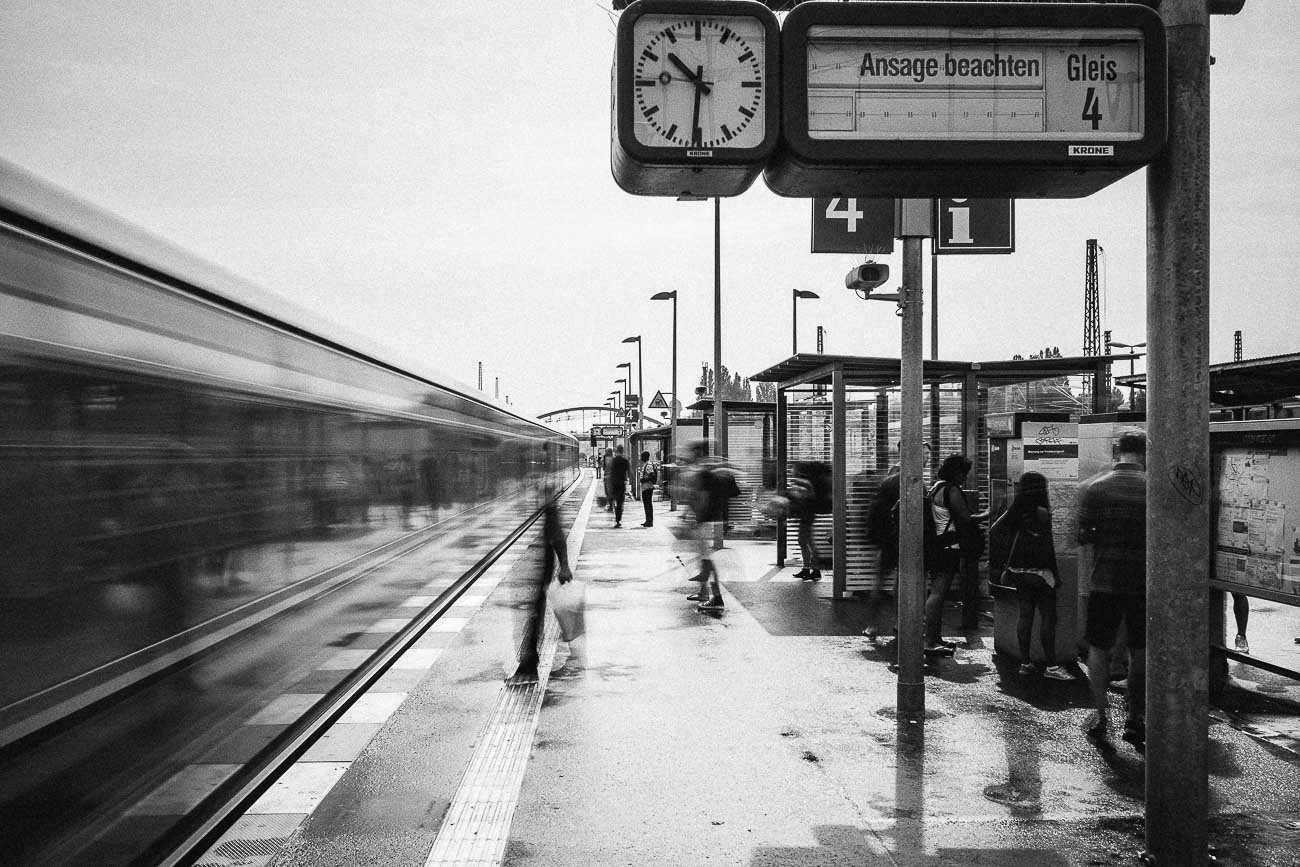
[{"xmin": 748, "ymin": 353, "xmax": 1115, "ymax": 599}]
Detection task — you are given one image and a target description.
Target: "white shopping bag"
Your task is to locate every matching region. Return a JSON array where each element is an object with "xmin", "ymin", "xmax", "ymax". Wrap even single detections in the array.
[{"xmin": 548, "ymin": 578, "xmax": 587, "ymax": 642}]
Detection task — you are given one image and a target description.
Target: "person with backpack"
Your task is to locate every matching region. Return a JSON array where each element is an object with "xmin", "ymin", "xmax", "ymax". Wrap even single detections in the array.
[
  {"xmin": 789, "ymin": 460, "xmax": 832, "ymax": 581},
  {"xmin": 638, "ymin": 450, "xmax": 657, "ymax": 527},
  {"xmin": 924, "ymin": 454, "xmax": 989, "ymax": 655},
  {"xmin": 988, "ymin": 471, "xmax": 1075, "ymax": 681}
]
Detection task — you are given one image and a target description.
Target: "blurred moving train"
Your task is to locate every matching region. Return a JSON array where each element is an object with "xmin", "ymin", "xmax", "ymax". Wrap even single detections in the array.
[{"xmin": 0, "ymin": 160, "xmax": 578, "ymax": 865}]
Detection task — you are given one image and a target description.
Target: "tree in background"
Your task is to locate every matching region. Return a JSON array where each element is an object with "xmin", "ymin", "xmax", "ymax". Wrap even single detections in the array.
[{"xmin": 699, "ymin": 363, "xmax": 757, "ymax": 401}]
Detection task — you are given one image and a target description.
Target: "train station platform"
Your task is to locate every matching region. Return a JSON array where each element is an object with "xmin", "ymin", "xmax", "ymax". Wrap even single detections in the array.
[{"xmin": 204, "ymin": 471, "xmax": 1300, "ymax": 867}]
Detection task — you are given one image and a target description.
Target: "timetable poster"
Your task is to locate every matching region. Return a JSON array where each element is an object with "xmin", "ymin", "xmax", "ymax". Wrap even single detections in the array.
[{"xmin": 1213, "ymin": 444, "xmax": 1300, "ymax": 599}]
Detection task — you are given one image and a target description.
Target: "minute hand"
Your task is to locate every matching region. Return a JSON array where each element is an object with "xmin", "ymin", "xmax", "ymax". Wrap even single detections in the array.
[{"xmin": 668, "ymin": 52, "xmax": 712, "ymax": 95}]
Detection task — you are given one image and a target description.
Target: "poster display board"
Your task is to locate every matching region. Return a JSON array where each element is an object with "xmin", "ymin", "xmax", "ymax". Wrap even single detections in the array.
[{"xmin": 1211, "ymin": 420, "xmax": 1300, "ymax": 604}]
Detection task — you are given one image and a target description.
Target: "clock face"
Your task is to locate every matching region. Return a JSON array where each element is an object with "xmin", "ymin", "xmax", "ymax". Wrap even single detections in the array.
[{"xmin": 630, "ymin": 13, "xmax": 767, "ymax": 150}]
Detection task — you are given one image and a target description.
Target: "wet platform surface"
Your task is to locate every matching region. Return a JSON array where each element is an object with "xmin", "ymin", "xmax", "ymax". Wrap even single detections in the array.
[{"xmin": 221, "ymin": 472, "xmax": 1300, "ymax": 866}]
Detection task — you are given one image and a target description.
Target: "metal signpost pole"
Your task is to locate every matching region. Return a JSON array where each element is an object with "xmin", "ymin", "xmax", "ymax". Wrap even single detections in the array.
[
  {"xmin": 896, "ymin": 200, "xmax": 930, "ymax": 720},
  {"xmin": 1145, "ymin": 0, "xmax": 1212, "ymax": 861}
]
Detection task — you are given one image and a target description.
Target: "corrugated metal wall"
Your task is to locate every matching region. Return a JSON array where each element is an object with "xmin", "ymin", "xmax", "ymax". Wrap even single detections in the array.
[{"xmin": 784, "ymin": 385, "xmax": 969, "ymax": 593}]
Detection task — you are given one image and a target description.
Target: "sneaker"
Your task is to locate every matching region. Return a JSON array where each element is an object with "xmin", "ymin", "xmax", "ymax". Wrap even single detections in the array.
[
  {"xmin": 794, "ymin": 568, "xmax": 810, "ymax": 579},
  {"xmin": 1234, "ymin": 635, "xmax": 1250, "ymax": 654},
  {"xmin": 686, "ymin": 592, "xmax": 703, "ymax": 601},
  {"xmin": 697, "ymin": 597, "xmax": 725, "ymax": 611},
  {"xmin": 1043, "ymin": 665, "xmax": 1076, "ymax": 681},
  {"xmin": 807, "ymin": 569, "xmax": 822, "ymax": 582},
  {"xmin": 924, "ymin": 643, "xmax": 955, "ymax": 657},
  {"xmin": 1018, "ymin": 663, "xmax": 1037, "ymax": 676},
  {"xmin": 615, "ymin": 522, "xmax": 622, "ymax": 528}
]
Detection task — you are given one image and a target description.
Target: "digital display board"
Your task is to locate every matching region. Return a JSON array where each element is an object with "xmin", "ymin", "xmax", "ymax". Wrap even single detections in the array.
[
  {"xmin": 764, "ymin": 2, "xmax": 1166, "ymax": 200},
  {"xmin": 805, "ymin": 26, "xmax": 1146, "ymax": 142}
]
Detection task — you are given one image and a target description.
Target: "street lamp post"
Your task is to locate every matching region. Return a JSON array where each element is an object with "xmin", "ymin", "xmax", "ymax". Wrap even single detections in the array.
[
  {"xmin": 1106, "ymin": 337, "xmax": 1147, "ymax": 406},
  {"xmin": 622, "ymin": 336, "xmax": 643, "ymax": 432},
  {"xmin": 792, "ymin": 290, "xmax": 820, "ymax": 355},
  {"xmin": 677, "ymin": 194, "xmax": 724, "ymax": 548},
  {"xmin": 651, "ymin": 290, "xmax": 678, "ymax": 510},
  {"xmin": 615, "ymin": 365, "xmax": 631, "ymax": 421}
]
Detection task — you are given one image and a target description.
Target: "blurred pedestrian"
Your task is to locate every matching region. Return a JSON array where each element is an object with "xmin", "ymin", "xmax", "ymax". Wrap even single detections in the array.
[
  {"xmin": 924, "ymin": 454, "xmax": 989, "ymax": 654},
  {"xmin": 789, "ymin": 460, "xmax": 831, "ymax": 581},
  {"xmin": 601, "ymin": 447, "xmax": 614, "ymax": 510},
  {"xmin": 510, "ymin": 472, "xmax": 573, "ymax": 683},
  {"xmin": 1077, "ymin": 429, "xmax": 1147, "ymax": 748},
  {"xmin": 989, "ymin": 472, "xmax": 1074, "ymax": 681},
  {"xmin": 685, "ymin": 443, "xmax": 739, "ymax": 611},
  {"xmin": 638, "ymin": 450, "xmax": 657, "ymax": 527},
  {"xmin": 866, "ymin": 464, "xmax": 901, "ymax": 576},
  {"xmin": 609, "ymin": 445, "xmax": 631, "ymax": 527}
]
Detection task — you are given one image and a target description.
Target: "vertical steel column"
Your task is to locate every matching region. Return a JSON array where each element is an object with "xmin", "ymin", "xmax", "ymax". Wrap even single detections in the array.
[
  {"xmin": 963, "ymin": 371, "xmax": 980, "ymax": 467},
  {"xmin": 897, "ymin": 219, "xmax": 928, "ymax": 718},
  {"xmin": 1145, "ymin": 0, "xmax": 1210, "ymax": 862},
  {"xmin": 713, "ymin": 196, "xmax": 726, "ymax": 550},
  {"xmin": 776, "ymin": 386, "xmax": 788, "ymax": 566},
  {"xmin": 833, "ymin": 363, "xmax": 847, "ymax": 599},
  {"xmin": 930, "ymin": 247, "xmax": 942, "ymax": 477}
]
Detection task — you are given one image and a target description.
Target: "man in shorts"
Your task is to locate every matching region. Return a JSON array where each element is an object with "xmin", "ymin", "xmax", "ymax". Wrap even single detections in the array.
[{"xmin": 1076, "ymin": 429, "xmax": 1147, "ymax": 748}]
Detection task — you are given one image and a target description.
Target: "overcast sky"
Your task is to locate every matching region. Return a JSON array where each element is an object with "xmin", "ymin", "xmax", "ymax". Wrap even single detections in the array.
[{"xmin": 1, "ymin": 3, "xmax": 1293, "ymax": 419}]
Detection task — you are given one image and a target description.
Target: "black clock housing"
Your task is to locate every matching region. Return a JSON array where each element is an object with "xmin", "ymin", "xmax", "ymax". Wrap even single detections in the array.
[{"xmin": 612, "ymin": 0, "xmax": 781, "ymax": 198}]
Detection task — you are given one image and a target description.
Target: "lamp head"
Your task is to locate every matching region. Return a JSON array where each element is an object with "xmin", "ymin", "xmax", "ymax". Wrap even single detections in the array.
[
  {"xmin": 794, "ymin": 290, "xmax": 820, "ymax": 300},
  {"xmin": 622, "ymin": 335, "xmax": 641, "ymax": 344},
  {"xmin": 651, "ymin": 291, "xmax": 677, "ymax": 301}
]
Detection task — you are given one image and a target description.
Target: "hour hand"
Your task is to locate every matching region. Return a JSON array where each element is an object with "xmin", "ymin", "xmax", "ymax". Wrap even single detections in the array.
[{"xmin": 668, "ymin": 52, "xmax": 711, "ymax": 94}]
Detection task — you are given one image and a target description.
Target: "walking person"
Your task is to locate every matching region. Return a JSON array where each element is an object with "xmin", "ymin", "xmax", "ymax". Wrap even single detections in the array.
[
  {"xmin": 1076, "ymin": 429, "xmax": 1147, "ymax": 748},
  {"xmin": 685, "ymin": 443, "xmax": 738, "ymax": 612},
  {"xmin": 601, "ymin": 447, "xmax": 614, "ymax": 511},
  {"xmin": 924, "ymin": 454, "xmax": 989, "ymax": 654},
  {"xmin": 866, "ymin": 464, "xmax": 902, "ymax": 577},
  {"xmin": 509, "ymin": 471, "xmax": 573, "ymax": 683},
  {"xmin": 638, "ymin": 450, "xmax": 657, "ymax": 527},
  {"xmin": 789, "ymin": 461, "xmax": 831, "ymax": 581},
  {"xmin": 608, "ymin": 445, "xmax": 631, "ymax": 528},
  {"xmin": 989, "ymin": 471, "xmax": 1074, "ymax": 681}
]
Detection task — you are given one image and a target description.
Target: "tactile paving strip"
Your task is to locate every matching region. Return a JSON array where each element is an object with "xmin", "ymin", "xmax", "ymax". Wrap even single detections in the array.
[{"xmin": 423, "ymin": 482, "xmax": 594, "ymax": 866}]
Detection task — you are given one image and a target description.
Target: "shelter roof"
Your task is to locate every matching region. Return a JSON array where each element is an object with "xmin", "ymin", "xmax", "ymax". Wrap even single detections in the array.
[
  {"xmin": 685, "ymin": 400, "xmax": 777, "ymax": 413},
  {"xmin": 748, "ymin": 353, "xmax": 1110, "ymax": 390},
  {"xmin": 1116, "ymin": 352, "xmax": 1300, "ymax": 406}
]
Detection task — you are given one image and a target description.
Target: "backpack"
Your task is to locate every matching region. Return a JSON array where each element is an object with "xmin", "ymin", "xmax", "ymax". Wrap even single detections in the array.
[
  {"xmin": 885, "ymin": 482, "xmax": 956, "ymax": 567},
  {"xmin": 927, "ymin": 481, "xmax": 959, "ymax": 550}
]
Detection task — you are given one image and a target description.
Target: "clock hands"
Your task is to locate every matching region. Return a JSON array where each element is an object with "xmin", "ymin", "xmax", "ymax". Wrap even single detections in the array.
[
  {"xmin": 667, "ymin": 52, "xmax": 712, "ymax": 95},
  {"xmin": 691, "ymin": 68, "xmax": 703, "ymax": 146}
]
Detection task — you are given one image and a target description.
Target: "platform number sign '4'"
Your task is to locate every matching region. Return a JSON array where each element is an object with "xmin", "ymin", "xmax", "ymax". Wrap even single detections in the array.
[
  {"xmin": 934, "ymin": 198, "xmax": 1015, "ymax": 255},
  {"xmin": 810, "ymin": 197, "xmax": 894, "ymax": 254},
  {"xmin": 1082, "ymin": 87, "xmax": 1103, "ymax": 130}
]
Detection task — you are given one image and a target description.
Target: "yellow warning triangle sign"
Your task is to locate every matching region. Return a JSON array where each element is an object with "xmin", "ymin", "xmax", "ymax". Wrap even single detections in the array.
[{"xmin": 648, "ymin": 390, "xmax": 669, "ymax": 409}]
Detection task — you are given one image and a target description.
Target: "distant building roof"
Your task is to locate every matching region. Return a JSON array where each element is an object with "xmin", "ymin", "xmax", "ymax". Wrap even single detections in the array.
[{"xmin": 1117, "ymin": 352, "xmax": 1300, "ymax": 406}]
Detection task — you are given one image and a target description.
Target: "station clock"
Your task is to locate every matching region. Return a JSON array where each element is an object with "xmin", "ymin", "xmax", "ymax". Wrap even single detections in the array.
[{"xmin": 612, "ymin": 0, "xmax": 780, "ymax": 198}]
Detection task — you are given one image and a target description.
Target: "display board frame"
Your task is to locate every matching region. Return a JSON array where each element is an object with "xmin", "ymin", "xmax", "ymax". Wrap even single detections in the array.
[
  {"xmin": 765, "ymin": 1, "xmax": 1167, "ymax": 198},
  {"xmin": 1210, "ymin": 418, "xmax": 1300, "ymax": 607}
]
